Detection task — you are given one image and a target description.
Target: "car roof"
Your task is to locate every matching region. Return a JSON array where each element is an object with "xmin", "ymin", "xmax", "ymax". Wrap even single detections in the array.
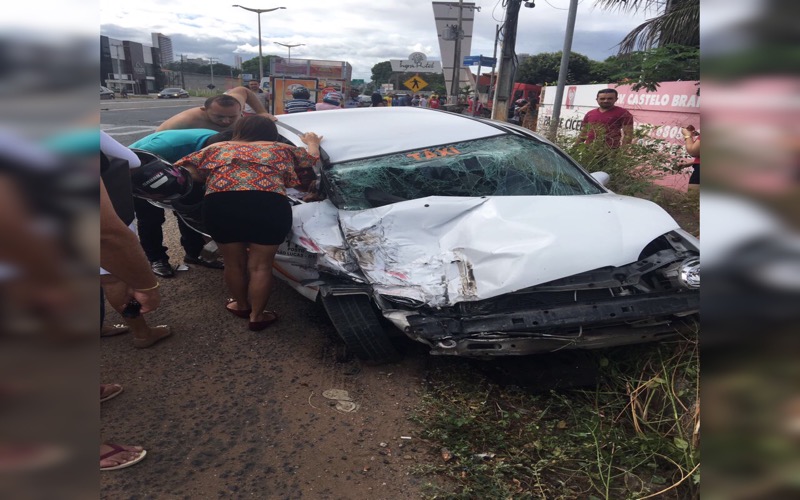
[{"xmin": 275, "ymin": 108, "xmax": 506, "ymax": 164}]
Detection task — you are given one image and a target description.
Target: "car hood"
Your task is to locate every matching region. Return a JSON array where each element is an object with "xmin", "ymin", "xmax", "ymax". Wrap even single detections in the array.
[{"xmin": 291, "ymin": 194, "xmax": 680, "ymax": 307}]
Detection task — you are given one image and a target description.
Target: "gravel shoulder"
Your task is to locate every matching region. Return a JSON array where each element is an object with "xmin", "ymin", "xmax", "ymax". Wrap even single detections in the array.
[{"xmin": 101, "ymin": 217, "xmax": 438, "ymax": 498}]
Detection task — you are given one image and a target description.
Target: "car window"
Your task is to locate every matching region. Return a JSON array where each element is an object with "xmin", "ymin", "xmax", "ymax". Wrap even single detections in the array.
[{"xmin": 325, "ymin": 135, "xmax": 604, "ymax": 210}]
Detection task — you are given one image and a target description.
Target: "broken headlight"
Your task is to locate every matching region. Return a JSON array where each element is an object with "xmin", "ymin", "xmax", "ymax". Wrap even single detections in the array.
[{"xmin": 661, "ymin": 257, "xmax": 700, "ymax": 289}]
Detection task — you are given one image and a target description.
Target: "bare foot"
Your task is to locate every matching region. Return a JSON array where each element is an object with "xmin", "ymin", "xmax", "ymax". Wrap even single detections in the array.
[{"xmin": 225, "ymin": 299, "xmax": 251, "ymax": 318}]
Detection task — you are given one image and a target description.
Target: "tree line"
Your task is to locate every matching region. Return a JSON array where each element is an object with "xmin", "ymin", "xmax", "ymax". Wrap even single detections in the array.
[{"xmin": 369, "ymin": 45, "xmax": 698, "ymax": 95}]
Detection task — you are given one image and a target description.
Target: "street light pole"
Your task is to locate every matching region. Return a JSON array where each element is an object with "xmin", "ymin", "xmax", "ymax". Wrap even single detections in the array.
[
  {"xmin": 548, "ymin": 0, "xmax": 579, "ymax": 140},
  {"xmin": 232, "ymin": 4, "xmax": 286, "ymax": 80},
  {"xmin": 274, "ymin": 42, "xmax": 305, "ymax": 61},
  {"xmin": 451, "ymin": 0, "xmax": 464, "ymax": 102}
]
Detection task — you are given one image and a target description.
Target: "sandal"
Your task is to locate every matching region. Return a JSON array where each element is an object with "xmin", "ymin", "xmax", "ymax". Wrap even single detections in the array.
[
  {"xmin": 249, "ymin": 311, "xmax": 279, "ymax": 332},
  {"xmin": 225, "ymin": 298, "xmax": 251, "ymax": 319},
  {"xmin": 100, "ymin": 384, "xmax": 123, "ymax": 403},
  {"xmin": 101, "ymin": 324, "xmax": 130, "ymax": 337},
  {"xmin": 132, "ymin": 325, "xmax": 172, "ymax": 349},
  {"xmin": 100, "ymin": 443, "xmax": 147, "ymax": 471}
]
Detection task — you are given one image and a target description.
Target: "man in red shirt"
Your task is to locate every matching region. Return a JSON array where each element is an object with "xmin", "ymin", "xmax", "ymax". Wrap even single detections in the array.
[{"xmin": 576, "ymin": 88, "xmax": 634, "ymax": 148}]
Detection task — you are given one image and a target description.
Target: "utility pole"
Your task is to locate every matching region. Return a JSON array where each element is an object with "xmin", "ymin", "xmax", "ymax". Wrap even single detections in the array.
[
  {"xmin": 180, "ymin": 54, "xmax": 186, "ymax": 90},
  {"xmin": 209, "ymin": 57, "xmax": 217, "ymax": 87},
  {"xmin": 488, "ymin": 24, "xmax": 500, "ymax": 107},
  {"xmin": 490, "ymin": 0, "xmax": 522, "ymax": 121},
  {"xmin": 548, "ymin": 0, "xmax": 579, "ymax": 140},
  {"xmin": 450, "ymin": 0, "xmax": 465, "ymax": 103}
]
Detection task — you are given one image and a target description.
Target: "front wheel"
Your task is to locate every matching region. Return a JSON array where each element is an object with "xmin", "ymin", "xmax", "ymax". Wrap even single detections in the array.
[{"xmin": 320, "ymin": 293, "xmax": 400, "ymax": 364}]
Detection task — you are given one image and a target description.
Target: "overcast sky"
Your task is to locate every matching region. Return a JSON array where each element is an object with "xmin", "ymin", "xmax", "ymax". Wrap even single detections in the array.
[{"xmin": 100, "ymin": 0, "xmax": 657, "ymax": 80}]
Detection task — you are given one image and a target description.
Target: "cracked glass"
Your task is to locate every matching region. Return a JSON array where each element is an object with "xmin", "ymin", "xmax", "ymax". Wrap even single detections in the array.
[{"xmin": 325, "ymin": 135, "xmax": 604, "ymax": 210}]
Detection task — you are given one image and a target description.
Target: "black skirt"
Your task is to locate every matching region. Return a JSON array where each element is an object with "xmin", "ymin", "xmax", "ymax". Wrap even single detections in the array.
[
  {"xmin": 202, "ymin": 191, "xmax": 292, "ymax": 245},
  {"xmin": 689, "ymin": 163, "xmax": 700, "ymax": 185}
]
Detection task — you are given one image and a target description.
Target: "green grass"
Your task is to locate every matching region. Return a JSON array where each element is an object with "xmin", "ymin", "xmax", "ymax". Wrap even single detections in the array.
[{"xmin": 412, "ymin": 338, "xmax": 699, "ymax": 499}]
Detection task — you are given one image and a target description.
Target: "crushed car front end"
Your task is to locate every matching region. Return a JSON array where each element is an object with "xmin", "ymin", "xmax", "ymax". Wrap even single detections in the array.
[{"xmin": 397, "ymin": 229, "xmax": 699, "ymax": 356}]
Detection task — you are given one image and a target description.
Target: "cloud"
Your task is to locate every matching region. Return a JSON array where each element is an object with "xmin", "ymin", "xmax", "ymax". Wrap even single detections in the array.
[{"xmin": 101, "ymin": 0, "xmax": 650, "ymax": 80}]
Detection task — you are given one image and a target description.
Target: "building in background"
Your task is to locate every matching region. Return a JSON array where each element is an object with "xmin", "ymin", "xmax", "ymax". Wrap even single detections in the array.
[
  {"xmin": 151, "ymin": 33, "xmax": 174, "ymax": 64},
  {"xmin": 234, "ymin": 55, "xmax": 243, "ymax": 70},
  {"xmin": 101, "ymin": 35, "xmax": 164, "ymax": 94}
]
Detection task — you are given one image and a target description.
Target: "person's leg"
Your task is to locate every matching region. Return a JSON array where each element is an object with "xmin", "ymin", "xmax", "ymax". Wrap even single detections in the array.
[
  {"xmin": 179, "ymin": 214, "xmax": 224, "ymax": 268},
  {"xmin": 217, "ymin": 242, "xmax": 249, "ymax": 312},
  {"xmin": 246, "ymin": 243, "xmax": 281, "ymax": 323},
  {"xmin": 100, "ymin": 275, "xmax": 171, "ymax": 348},
  {"xmin": 176, "ymin": 214, "xmax": 206, "ymax": 260},
  {"xmin": 133, "ymin": 198, "xmax": 168, "ymax": 263}
]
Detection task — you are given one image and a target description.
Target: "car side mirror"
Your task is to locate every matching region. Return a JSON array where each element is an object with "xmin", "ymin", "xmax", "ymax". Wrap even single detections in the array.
[{"xmin": 591, "ymin": 171, "xmax": 610, "ymax": 187}]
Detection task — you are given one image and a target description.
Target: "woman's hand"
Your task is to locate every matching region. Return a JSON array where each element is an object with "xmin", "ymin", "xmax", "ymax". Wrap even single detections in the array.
[{"xmin": 300, "ymin": 132, "xmax": 323, "ymax": 146}]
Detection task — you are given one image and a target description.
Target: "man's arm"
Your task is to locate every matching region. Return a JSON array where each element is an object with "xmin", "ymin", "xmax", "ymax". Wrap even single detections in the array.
[
  {"xmin": 227, "ymin": 87, "xmax": 277, "ymax": 121},
  {"xmin": 100, "ymin": 178, "xmax": 161, "ymax": 312},
  {"xmin": 621, "ymin": 111, "xmax": 635, "ymax": 145}
]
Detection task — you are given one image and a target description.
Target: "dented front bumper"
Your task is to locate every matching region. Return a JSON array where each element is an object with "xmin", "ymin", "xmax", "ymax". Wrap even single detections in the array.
[{"xmin": 405, "ymin": 292, "xmax": 699, "ymax": 356}]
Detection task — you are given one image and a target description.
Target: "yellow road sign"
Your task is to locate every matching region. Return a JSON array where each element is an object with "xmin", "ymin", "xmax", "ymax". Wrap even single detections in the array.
[{"xmin": 404, "ymin": 74, "xmax": 428, "ymax": 91}]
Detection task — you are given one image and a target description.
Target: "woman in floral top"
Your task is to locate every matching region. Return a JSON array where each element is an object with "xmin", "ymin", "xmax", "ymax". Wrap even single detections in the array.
[{"xmin": 175, "ymin": 115, "xmax": 323, "ymax": 331}]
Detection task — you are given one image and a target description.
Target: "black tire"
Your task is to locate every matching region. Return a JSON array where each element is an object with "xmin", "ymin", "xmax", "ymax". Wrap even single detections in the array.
[{"xmin": 320, "ymin": 293, "xmax": 400, "ymax": 364}]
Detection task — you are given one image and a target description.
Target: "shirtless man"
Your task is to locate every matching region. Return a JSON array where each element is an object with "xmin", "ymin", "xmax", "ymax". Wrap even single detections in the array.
[{"xmin": 156, "ymin": 87, "xmax": 276, "ymax": 132}]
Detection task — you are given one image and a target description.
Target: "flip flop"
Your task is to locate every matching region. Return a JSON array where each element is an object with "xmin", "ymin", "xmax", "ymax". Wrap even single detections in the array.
[
  {"xmin": 100, "ymin": 444, "xmax": 147, "ymax": 471},
  {"xmin": 100, "ymin": 384, "xmax": 123, "ymax": 403},
  {"xmin": 101, "ymin": 324, "xmax": 130, "ymax": 337},
  {"xmin": 132, "ymin": 325, "xmax": 172, "ymax": 349},
  {"xmin": 249, "ymin": 311, "xmax": 279, "ymax": 332},
  {"xmin": 225, "ymin": 298, "xmax": 251, "ymax": 319}
]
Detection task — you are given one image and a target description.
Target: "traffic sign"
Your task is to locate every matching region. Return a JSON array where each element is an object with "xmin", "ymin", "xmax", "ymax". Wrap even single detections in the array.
[
  {"xmin": 463, "ymin": 55, "xmax": 497, "ymax": 66},
  {"xmin": 404, "ymin": 74, "xmax": 428, "ymax": 91}
]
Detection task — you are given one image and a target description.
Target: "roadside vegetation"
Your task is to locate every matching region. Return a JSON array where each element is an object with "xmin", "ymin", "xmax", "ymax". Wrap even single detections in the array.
[
  {"xmin": 409, "ymin": 145, "xmax": 700, "ymax": 498},
  {"xmin": 560, "ymin": 129, "xmax": 700, "ymax": 235},
  {"xmin": 413, "ymin": 337, "xmax": 699, "ymax": 499}
]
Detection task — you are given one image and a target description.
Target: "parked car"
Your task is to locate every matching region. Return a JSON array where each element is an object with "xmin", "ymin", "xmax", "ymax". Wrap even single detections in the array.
[
  {"xmin": 100, "ymin": 85, "xmax": 115, "ymax": 100},
  {"xmin": 357, "ymin": 95, "xmax": 373, "ymax": 107},
  {"xmin": 157, "ymin": 88, "xmax": 190, "ymax": 99},
  {"xmin": 151, "ymin": 108, "xmax": 700, "ymax": 363}
]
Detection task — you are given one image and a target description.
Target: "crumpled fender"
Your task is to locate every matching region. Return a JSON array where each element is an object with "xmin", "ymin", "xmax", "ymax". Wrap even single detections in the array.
[{"xmin": 291, "ymin": 195, "xmax": 679, "ymax": 307}]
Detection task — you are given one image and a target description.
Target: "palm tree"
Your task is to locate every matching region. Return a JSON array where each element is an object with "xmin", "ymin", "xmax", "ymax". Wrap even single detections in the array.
[{"xmin": 595, "ymin": 0, "xmax": 699, "ymax": 54}]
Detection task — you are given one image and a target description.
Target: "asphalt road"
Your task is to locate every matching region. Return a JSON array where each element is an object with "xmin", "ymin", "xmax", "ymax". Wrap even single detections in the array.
[{"xmin": 100, "ymin": 96, "xmax": 205, "ymax": 146}]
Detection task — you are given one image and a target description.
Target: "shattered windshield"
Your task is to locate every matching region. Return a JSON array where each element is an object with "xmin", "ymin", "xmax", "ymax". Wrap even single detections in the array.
[{"xmin": 325, "ymin": 135, "xmax": 604, "ymax": 210}]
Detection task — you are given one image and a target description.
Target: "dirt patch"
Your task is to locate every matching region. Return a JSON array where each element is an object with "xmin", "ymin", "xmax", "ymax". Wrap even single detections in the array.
[{"xmin": 101, "ymin": 217, "xmax": 440, "ymax": 498}]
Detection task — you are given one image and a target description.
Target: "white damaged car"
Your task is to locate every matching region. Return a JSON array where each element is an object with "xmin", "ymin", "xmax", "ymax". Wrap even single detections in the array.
[{"xmin": 267, "ymin": 108, "xmax": 699, "ymax": 363}]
